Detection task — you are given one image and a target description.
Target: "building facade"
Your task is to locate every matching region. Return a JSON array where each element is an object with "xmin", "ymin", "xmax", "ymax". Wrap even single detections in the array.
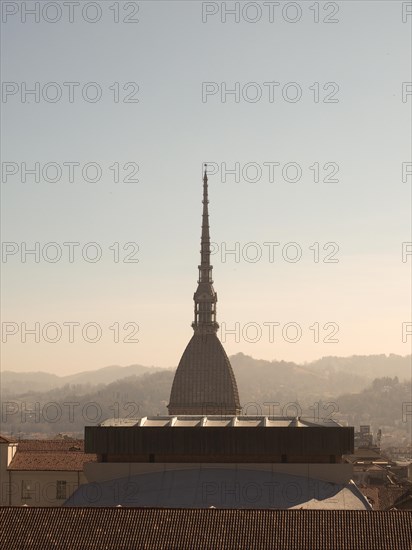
[{"xmin": 0, "ymin": 438, "xmax": 96, "ymax": 507}]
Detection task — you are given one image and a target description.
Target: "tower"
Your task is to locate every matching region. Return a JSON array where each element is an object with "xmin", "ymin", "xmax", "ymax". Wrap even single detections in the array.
[{"xmin": 168, "ymin": 166, "xmax": 241, "ymax": 415}]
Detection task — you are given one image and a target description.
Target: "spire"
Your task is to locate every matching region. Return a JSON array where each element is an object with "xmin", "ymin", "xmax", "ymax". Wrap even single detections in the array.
[
  {"xmin": 167, "ymin": 164, "xmax": 241, "ymax": 416},
  {"xmin": 200, "ymin": 165, "xmax": 211, "ymax": 283},
  {"xmin": 192, "ymin": 164, "xmax": 219, "ymax": 333}
]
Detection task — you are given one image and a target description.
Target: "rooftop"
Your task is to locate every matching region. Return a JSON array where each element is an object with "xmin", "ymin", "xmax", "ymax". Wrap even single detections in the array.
[
  {"xmin": 0, "ymin": 508, "xmax": 410, "ymax": 550},
  {"xmin": 360, "ymin": 487, "xmax": 410, "ymax": 511},
  {"xmin": 344, "ymin": 448, "xmax": 388, "ymax": 463},
  {"xmin": 86, "ymin": 417, "xmax": 353, "ymax": 462},
  {"xmin": 0, "ymin": 434, "xmax": 15, "ymax": 444},
  {"xmin": 7, "ymin": 440, "xmax": 97, "ymax": 471},
  {"xmin": 99, "ymin": 415, "xmax": 341, "ymax": 428},
  {"xmin": 66, "ymin": 469, "xmax": 369, "ymax": 509}
]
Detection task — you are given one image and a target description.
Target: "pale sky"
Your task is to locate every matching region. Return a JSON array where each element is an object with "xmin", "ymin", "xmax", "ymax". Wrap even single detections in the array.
[{"xmin": 1, "ymin": 1, "xmax": 411, "ymax": 375}]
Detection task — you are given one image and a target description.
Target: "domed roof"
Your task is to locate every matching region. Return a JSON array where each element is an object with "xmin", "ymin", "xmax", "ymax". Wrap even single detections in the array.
[{"xmin": 168, "ymin": 333, "xmax": 240, "ymax": 415}]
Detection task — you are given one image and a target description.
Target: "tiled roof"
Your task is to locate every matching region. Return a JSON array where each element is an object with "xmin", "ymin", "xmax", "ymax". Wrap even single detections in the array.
[
  {"xmin": 360, "ymin": 487, "xmax": 380, "ymax": 509},
  {"xmin": 7, "ymin": 439, "xmax": 97, "ymax": 471},
  {"xmin": 387, "ymin": 488, "xmax": 412, "ymax": 510},
  {"xmin": 0, "ymin": 434, "xmax": 14, "ymax": 443},
  {"xmin": 392, "ymin": 491, "xmax": 412, "ymax": 510},
  {"xmin": 360, "ymin": 487, "xmax": 407, "ymax": 510},
  {"xmin": 0, "ymin": 508, "xmax": 411, "ymax": 550},
  {"xmin": 16, "ymin": 439, "xmax": 85, "ymax": 451}
]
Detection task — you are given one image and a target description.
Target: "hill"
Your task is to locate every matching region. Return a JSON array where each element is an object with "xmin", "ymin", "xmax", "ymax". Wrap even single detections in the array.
[{"xmin": 0, "ymin": 364, "xmax": 163, "ymax": 396}]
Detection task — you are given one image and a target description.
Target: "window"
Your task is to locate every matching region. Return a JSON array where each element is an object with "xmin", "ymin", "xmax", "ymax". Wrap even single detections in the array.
[
  {"xmin": 56, "ymin": 480, "xmax": 67, "ymax": 500},
  {"xmin": 21, "ymin": 480, "xmax": 35, "ymax": 500}
]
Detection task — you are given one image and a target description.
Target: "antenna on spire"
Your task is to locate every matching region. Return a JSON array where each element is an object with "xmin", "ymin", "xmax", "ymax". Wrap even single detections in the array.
[{"xmin": 204, "ymin": 163, "xmax": 207, "ymax": 180}]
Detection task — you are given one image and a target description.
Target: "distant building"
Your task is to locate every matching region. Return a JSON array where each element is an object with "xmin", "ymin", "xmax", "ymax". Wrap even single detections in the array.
[
  {"xmin": 73, "ymin": 168, "xmax": 364, "ymax": 510},
  {"xmin": 354, "ymin": 425, "xmax": 377, "ymax": 449},
  {"xmin": 0, "ymin": 438, "xmax": 96, "ymax": 506},
  {"xmin": 344, "ymin": 447, "xmax": 412, "ymax": 510},
  {"xmin": 2, "ymin": 169, "xmax": 371, "ymax": 513},
  {"xmin": 168, "ymin": 167, "xmax": 240, "ymax": 416},
  {"xmin": 0, "ymin": 434, "xmax": 17, "ymax": 502},
  {"xmin": 78, "ymin": 415, "xmax": 367, "ymax": 509}
]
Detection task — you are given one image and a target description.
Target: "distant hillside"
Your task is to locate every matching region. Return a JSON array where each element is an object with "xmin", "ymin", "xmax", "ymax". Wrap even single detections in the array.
[
  {"xmin": 307, "ymin": 354, "xmax": 411, "ymax": 381},
  {"xmin": 1, "ymin": 354, "xmax": 410, "ymax": 441},
  {"xmin": 231, "ymin": 353, "xmax": 411, "ymax": 409},
  {"xmin": 0, "ymin": 364, "xmax": 163, "ymax": 396},
  {"xmin": 2, "ymin": 354, "xmax": 409, "ymax": 399},
  {"xmin": 336, "ymin": 376, "xmax": 412, "ymax": 431},
  {"xmin": 1, "ymin": 369, "xmax": 410, "ymax": 445},
  {"xmin": 2, "ymin": 370, "xmax": 174, "ymax": 437}
]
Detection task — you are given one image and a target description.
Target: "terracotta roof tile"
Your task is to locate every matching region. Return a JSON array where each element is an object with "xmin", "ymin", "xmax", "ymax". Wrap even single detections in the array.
[
  {"xmin": 17, "ymin": 439, "xmax": 85, "ymax": 451},
  {"xmin": 357, "ymin": 487, "xmax": 409, "ymax": 511},
  {"xmin": 380, "ymin": 487, "xmax": 412, "ymax": 510},
  {"xmin": 7, "ymin": 440, "xmax": 96, "ymax": 471},
  {"xmin": 0, "ymin": 434, "xmax": 14, "ymax": 444},
  {"xmin": 360, "ymin": 487, "xmax": 380, "ymax": 509},
  {"xmin": 0, "ymin": 508, "xmax": 411, "ymax": 550}
]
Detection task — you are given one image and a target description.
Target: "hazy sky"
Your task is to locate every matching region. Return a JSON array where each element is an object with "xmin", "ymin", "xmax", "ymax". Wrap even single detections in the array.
[{"xmin": 1, "ymin": 1, "xmax": 411, "ymax": 374}]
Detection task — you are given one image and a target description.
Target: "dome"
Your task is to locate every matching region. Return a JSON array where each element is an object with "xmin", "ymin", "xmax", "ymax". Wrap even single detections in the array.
[{"xmin": 168, "ymin": 332, "xmax": 240, "ymax": 415}]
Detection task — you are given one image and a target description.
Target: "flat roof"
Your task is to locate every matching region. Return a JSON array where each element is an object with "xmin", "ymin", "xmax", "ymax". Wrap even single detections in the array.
[{"xmin": 99, "ymin": 415, "xmax": 342, "ymax": 428}]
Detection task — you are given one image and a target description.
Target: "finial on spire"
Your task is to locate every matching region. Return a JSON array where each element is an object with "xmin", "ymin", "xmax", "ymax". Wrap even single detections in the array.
[{"xmin": 204, "ymin": 163, "xmax": 208, "ymax": 181}]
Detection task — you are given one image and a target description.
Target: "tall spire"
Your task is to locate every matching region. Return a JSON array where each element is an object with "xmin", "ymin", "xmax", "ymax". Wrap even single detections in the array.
[
  {"xmin": 200, "ymin": 165, "xmax": 212, "ymax": 284},
  {"xmin": 167, "ymin": 164, "xmax": 241, "ymax": 416},
  {"xmin": 192, "ymin": 164, "xmax": 219, "ymax": 333}
]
